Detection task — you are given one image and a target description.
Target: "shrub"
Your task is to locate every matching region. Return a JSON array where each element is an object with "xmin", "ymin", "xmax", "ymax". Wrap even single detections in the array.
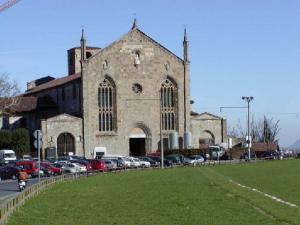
[
  {"xmin": 0, "ymin": 129, "xmax": 12, "ymax": 149},
  {"xmin": 11, "ymin": 128, "xmax": 30, "ymax": 157}
]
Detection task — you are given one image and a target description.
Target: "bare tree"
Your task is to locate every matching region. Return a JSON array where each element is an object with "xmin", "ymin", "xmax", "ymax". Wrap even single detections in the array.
[
  {"xmin": 0, "ymin": 73, "xmax": 20, "ymax": 116},
  {"xmin": 228, "ymin": 119, "xmax": 246, "ymax": 138},
  {"xmin": 230, "ymin": 116, "xmax": 280, "ymax": 143}
]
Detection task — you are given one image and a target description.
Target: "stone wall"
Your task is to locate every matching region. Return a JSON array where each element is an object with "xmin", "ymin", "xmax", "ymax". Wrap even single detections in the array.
[
  {"xmin": 191, "ymin": 113, "xmax": 227, "ymax": 148},
  {"xmin": 41, "ymin": 114, "xmax": 83, "ymax": 159},
  {"xmin": 82, "ymin": 28, "xmax": 190, "ymax": 156},
  {"xmin": 33, "ymin": 80, "xmax": 81, "ymax": 116}
]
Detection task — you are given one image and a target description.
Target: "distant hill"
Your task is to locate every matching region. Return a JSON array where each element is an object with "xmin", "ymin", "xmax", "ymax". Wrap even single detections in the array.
[{"xmin": 289, "ymin": 140, "xmax": 300, "ymax": 150}]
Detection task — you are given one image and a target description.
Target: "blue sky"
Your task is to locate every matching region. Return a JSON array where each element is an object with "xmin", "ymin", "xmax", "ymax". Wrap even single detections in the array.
[{"xmin": 0, "ymin": 0, "xmax": 299, "ymax": 147}]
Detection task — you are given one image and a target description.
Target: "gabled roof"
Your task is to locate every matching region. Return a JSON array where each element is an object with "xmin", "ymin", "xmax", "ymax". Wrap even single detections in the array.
[
  {"xmin": 191, "ymin": 112, "xmax": 224, "ymax": 120},
  {"xmin": 89, "ymin": 27, "xmax": 184, "ymax": 63},
  {"xmin": 45, "ymin": 113, "xmax": 82, "ymax": 122},
  {"xmin": 24, "ymin": 73, "xmax": 81, "ymax": 95}
]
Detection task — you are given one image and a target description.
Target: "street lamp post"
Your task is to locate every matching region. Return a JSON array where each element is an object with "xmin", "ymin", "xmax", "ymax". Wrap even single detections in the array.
[
  {"xmin": 242, "ymin": 96, "xmax": 254, "ymax": 161},
  {"xmin": 160, "ymin": 91, "xmax": 164, "ymax": 169}
]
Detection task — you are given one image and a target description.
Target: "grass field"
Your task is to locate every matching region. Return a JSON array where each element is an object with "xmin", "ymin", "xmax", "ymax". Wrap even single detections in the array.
[{"xmin": 5, "ymin": 160, "xmax": 300, "ymax": 225}]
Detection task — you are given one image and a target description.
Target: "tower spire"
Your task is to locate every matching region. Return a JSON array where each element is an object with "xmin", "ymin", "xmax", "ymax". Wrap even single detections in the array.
[
  {"xmin": 132, "ymin": 17, "xmax": 138, "ymax": 30},
  {"xmin": 183, "ymin": 27, "xmax": 189, "ymax": 63},
  {"xmin": 81, "ymin": 27, "xmax": 86, "ymax": 42},
  {"xmin": 80, "ymin": 27, "xmax": 86, "ymax": 61}
]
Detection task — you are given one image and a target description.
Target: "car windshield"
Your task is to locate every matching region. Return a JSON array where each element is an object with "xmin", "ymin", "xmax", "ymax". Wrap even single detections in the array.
[{"xmin": 4, "ymin": 153, "xmax": 15, "ymax": 158}]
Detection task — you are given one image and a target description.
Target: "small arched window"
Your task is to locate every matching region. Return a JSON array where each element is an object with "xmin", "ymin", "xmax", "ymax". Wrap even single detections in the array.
[
  {"xmin": 161, "ymin": 78, "xmax": 177, "ymax": 131},
  {"xmin": 86, "ymin": 52, "xmax": 92, "ymax": 59},
  {"xmin": 98, "ymin": 77, "xmax": 116, "ymax": 132}
]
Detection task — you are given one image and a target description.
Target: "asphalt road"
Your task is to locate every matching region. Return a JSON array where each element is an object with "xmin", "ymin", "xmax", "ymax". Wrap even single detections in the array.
[{"xmin": 0, "ymin": 178, "xmax": 45, "ymax": 201}]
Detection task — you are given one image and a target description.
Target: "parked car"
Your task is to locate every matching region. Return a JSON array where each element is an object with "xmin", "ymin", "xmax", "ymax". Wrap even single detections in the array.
[
  {"xmin": 102, "ymin": 156, "xmax": 127, "ymax": 169},
  {"xmin": 21, "ymin": 155, "xmax": 32, "ymax": 161},
  {"xmin": 70, "ymin": 160, "xmax": 93, "ymax": 172},
  {"xmin": 148, "ymin": 156, "xmax": 173, "ymax": 167},
  {"xmin": 0, "ymin": 165, "xmax": 19, "ymax": 180},
  {"xmin": 90, "ymin": 159, "xmax": 108, "ymax": 172},
  {"xmin": 71, "ymin": 162, "xmax": 87, "ymax": 173},
  {"xmin": 40, "ymin": 162, "xmax": 62, "ymax": 175},
  {"xmin": 53, "ymin": 162, "xmax": 78, "ymax": 174},
  {"xmin": 183, "ymin": 157, "xmax": 200, "ymax": 166},
  {"xmin": 109, "ymin": 158, "xmax": 124, "ymax": 169},
  {"xmin": 136, "ymin": 158, "xmax": 151, "ymax": 168},
  {"xmin": 165, "ymin": 155, "xmax": 182, "ymax": 165},
  {"xmin": 262, "ymin": 150, "xmax": 279, "ymax": 160},
  {"xmin": 188, "ymin": 155, "xmax": 205, "ymax": 164},
  {"xmin": 103, "ymin": 159, "xmax": 118, "ymax": 171},
  {"xmin": 16, "ymin": 161, "xmax": 39, "ymax": 178},
  {"xmin": 39, "ymin": 165, "xmax": 53, "ymax": 177},
  {"xmin": 209, "ymin": 146, "xmax": 225, "ymax": 160},
  {"xmin": 139, "ymin": 156, "xmax": 160, "ymax": 167},
  {"xmin": 57, "ymin": 155, "xmax": 85, "ymax": 162},
  {"xmin": 240, "ymin": 151, "xmax": 256, "ymax": 161},
  {"xmin": 126, "ymin": 157, "xmax": 141, "ymax": 168},
  {"xmin": 169, "ymin": 154, "xmax": 185, "ymax": 164},
  {"xmin": 0, "ymin": 149, "xmax": 16, "ymax": 163}
]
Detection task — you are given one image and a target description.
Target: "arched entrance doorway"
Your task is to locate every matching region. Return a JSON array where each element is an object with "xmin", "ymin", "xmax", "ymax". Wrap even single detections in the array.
[
  {"xmin": 199, "ymin": 130, "xmax": 215, "ymax": 145},
  {"xmin": 57, "ymin": 132, "xmax": 75, "ymax": 157},
  {"xmin": 129, "ymin": 127, "xmax": 149, "ymax": 156}
]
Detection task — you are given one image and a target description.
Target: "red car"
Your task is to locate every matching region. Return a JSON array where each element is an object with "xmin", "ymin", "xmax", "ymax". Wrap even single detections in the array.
[
  {"xmin": 16, "ymin": 161, "xmax": 39, "ymax": 178},
  {"xmin": 40, "ymin": 162, "xmax": 62, "ymax": 175},
  {"xmin": 70, "ymin": 160, "xmax": 93, "ymax": 172},
  {"xmin": 90, "ymin": 159, "xmax": 107, "ymax": 172}
]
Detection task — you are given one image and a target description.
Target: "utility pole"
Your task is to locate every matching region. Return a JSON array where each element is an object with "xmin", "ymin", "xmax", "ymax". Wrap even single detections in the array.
[{"xmin": 242, "ymin": 96, "xmax": 254, "ymax": 161}]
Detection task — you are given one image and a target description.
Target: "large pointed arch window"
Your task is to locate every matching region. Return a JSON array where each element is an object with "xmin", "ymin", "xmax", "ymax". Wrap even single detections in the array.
[
  {"xmin": 98, "ymin": 77, "xmax": 116, "ymax": 132},
  {"xmin": 161, "ymin": 78, "xmax": 177, "ymax": 131}
]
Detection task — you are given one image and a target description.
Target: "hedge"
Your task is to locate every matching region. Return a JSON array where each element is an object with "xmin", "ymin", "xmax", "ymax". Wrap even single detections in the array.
[{"xmin": 0, "ymin": 128, "xmax": 30, "ymax": 157}]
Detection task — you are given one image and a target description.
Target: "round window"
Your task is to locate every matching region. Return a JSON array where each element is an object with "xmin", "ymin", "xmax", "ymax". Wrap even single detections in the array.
[{"xmin": 132, "ymin": 83, "xmax": 143, "ymax": 94}]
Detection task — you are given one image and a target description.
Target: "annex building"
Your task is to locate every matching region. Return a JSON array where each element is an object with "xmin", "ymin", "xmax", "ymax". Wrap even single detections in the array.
[{"xmin": 1, "ymin": 21, "xmax": 227, "ymax": 159}]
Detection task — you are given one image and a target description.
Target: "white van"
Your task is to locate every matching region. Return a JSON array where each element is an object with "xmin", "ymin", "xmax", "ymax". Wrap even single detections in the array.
[
  {"xmin": 93, "ymin": 147, "xmax": 106, "ymax": 159},
  {"xmin": 209, "ymin": 145, "xmax": 225, "ymax": 160},
  {"xmin": 0, "ymin": 149, "xmax": 17, "ymax": 163}
]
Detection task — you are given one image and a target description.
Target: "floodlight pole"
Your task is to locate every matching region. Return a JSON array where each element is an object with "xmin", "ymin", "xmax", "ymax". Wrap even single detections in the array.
[{"xmin": 242, "ymin": 96, "xmax": 254, "ymax": 161}]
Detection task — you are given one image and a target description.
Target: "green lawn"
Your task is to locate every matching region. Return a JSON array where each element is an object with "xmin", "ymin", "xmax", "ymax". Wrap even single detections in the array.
[{"xmin": 5, "ymin": 160, "xmax": 300, "ymax": 225}]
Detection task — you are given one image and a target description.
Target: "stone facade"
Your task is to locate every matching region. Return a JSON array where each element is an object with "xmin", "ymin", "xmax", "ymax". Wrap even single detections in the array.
[
  {"xmin": 81, "ymin": 27, "xmax": 190, "ymax": 156},
  {"xmin": 41, "ymin": 114, "xmax": 83, "ymax": 157},
  {"xmin": 191, "ymin": 112, "xmax": 227, "ymax": 148},
  {"xmin": 5, "ymin": 22, "xmax": 228, "ymax": 159}
]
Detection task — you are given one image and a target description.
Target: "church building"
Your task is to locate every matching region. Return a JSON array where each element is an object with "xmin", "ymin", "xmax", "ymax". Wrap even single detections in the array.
[{"xmin": 1, "ymin": 21, "xmax": 227, "ymax": 159}]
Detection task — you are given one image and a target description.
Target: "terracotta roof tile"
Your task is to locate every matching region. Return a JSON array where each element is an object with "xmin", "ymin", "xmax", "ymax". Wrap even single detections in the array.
[
  {"xmin": 0, "ymin": 96, "xmax": 38, "ymax": 113},
  {"xmin": 252, "ymin": 142, "xmax": 277, "ymax": 151},
  {"xmin": 24, "ymin": 73, "xmax": 81, "ymax": 95}
]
